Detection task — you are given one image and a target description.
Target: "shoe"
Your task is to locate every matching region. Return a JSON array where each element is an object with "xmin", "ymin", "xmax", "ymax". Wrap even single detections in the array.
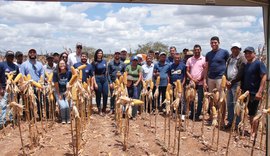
[
  {"xmin": 99, "ymin": 112, "xmax": 104, "ymax": 116},
  {"xmin": 61, "ymin": 121, "xmax": 66, "ymax": 124},
  {"xmin": 181, "ymin": 115, "xmax": 185, "ymax": 121},
  {"xmin": 67, "ymin": 120, "xmax": 71, "ymax": 124},
  {"xmin": 224, "ymin": 123, "xmax": 232, "ymax": 130}
]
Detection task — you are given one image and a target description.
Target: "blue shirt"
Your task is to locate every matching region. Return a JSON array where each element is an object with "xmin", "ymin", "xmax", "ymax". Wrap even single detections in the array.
[
  {"xmin": 0, "ymin": 61, "xmax": 19, "ymax": 89},
  {"xmin": 166, "ymin": 56, "xmax": 174, "ymax": 64},
  {"xmin": 20, "ymin": 60, "xmax": 44, "ymax": 82},
  {"xmin": 92, "ymin": 60, "xmax": 107, "ymax": 75},
  {"xmin": 153, "ymin": 62, "xmax": 170, "ymax": 87},
  {"xmin": 73, "ymin": 62, "xmax": 93, "ymax": 83},
  {"xmin": 241, "ymin": 60, "xmax": 267, "ymax": 95},
  {"xmin": 169, "ymin": 62, "xmax": 186, "ymax": 85},
  {"xmin": 53, "ymin": 70, "xmax": 72, "ymax": 93},
  {"xmin": 206, "ymin": 48, "xmax": 229, "ymax": 79},
  {"xmin": 107, "ymin": 60, "xmax": 126, "ymax": 83}
]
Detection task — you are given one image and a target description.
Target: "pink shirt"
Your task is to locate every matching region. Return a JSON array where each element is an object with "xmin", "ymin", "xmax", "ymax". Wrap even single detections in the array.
[{"xmin": 186, "ymin": 56, "xmax": 206, "ymax": 85}]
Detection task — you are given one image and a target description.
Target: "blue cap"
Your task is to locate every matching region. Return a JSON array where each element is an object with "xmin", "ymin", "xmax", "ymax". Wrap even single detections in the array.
[
  {"xmin": 131, "ymin": 56, "xmax": 138, "ymax": 61},
  {"xmin": 243, "ymin": 46, "xmax": 255, "ymax": 53}
]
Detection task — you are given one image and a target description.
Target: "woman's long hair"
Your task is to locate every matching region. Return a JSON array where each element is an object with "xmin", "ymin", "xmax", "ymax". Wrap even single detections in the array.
[
  {"xmin": 93, "ymin": 49, "xmax": 103, "ymax": 62},
  {"xmin": 55, "ymin": 59, "xmax": 68, "ymax": 80}
]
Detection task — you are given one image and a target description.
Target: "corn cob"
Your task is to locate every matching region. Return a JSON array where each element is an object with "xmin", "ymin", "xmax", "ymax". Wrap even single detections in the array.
[
  {"xmin": 78, "ymin": 64, "xmax": 87, "ymax": 70},
  {"xmin": 71, "ymin": 66, "xmax": 77, "ymax": 75},
  {"xmin": 79, "ymin": 70, "xmax": 83, "ymax": 81},
  {"xmin": 72, "ymin": 87, "xmax": 77, "ymax": 101},
  {"xmin": 166, "ymin": 91, "xmax": 170, "ymax": 101},
  {"xmin": 115, "ymin": 78, "xmax": 120, "ymax": 86},
  {"xmin": 14, "ymin": 73, "xmax": 22, "ymax": 83},
  {"xmin": 32, "ymin": 81, "xmax": 43, "ymax": 89},
  {"xmin": 69, "ymin": 75, "xmax": 78, "ymax": 85},
  {"xmin": 47, "ymin": 73, "xmax": 53, "ymax": 82},
  {"xmin": 150, "ymin": 80, "xmax": 154, "ymax": 90},
  {"xmin": 49, "ymin": 93, "xmax": 54, "ymax": 101},
  {"xmin": 166, "ymin": 83, "xmax": 171, "ymax": 92},
  {"xmin": 6, "ymin": 73, "xmax": 13, "ymax": 81},
  {"xmin": 238, "ymin": 91, "xmax": 249, "ymax": 101},
  {"xmin": 83, "ymin": 82, "xmax": 88, "ymax": 90},
  {"xmin": 119, "ymin": 75, "xmax": 123, "ymax": 83},
  {"xmin": 123, "ymin": 72, "xmax": 127, "ymax": 85},
  {"xmin": 132, "ymin": 99, "xmax": 144, "ymax": 105},
  {"xmin": 156, "ymin": 76, "xmax": 160, "ymax": 86},
  {"xmin": 87, "ymin": 77, "xmax": 91, "ymax": 86},
  {"xmin": 221, "ymin": 75, "xmax": 226, "ymax": 88}
]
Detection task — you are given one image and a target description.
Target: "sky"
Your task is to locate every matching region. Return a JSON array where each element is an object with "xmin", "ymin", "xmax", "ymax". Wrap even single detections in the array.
[{"xmin": 0, "ymin": 1, "xmax": 265, "ymax": 55}]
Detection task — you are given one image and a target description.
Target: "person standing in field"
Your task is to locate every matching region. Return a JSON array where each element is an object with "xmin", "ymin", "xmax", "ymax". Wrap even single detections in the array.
[
  {"xmin": 68, "ymin": 43, "xmax": 83, "ymax": 67},
  {"xmin": 73, "ymin": 52, "xmax": 93, "ymax": 83},
  {"xmin": 166, "ymin": 46, "xmax": 177, "ymax": 64}
]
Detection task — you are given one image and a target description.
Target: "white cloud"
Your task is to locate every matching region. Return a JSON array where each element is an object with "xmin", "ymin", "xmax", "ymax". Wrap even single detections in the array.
[{"xmin": 0, "ymin": 2, "xmax": 265, "ymax": 55}]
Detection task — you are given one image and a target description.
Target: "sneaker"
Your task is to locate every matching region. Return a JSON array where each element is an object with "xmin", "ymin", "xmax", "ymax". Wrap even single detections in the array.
[
  {"xmin": 61, "ymin": 121, "xmax": 66, "ymax": 124},
  {"xmin": 224, "ymin": 123, "xmax": 232, "ymax": 130},
  {"xmin": 181, "ymin": 115, "xmax": 185, "ymax": 121},
  {"xmin": 67, "ymin": 120, "xmax": 71, "ymax": 124}
]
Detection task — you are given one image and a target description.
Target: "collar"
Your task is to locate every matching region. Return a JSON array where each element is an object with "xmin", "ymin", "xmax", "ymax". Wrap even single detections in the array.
[{"xmin": 192, "ymin": 55, "xmax": 203, "ymax": 60}]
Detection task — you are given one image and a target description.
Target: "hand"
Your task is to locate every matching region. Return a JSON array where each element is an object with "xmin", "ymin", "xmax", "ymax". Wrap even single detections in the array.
[
  {"xmin": 94, "ymin": 84, "xmax": 98, "ymax": 90},
  {"xmin": 203, "ymin": 81, "xmax": 208, "ymax": 91},
  {"xmin": 58, "ymin": 94, "xmax": 62, "ymax": 100},
  {"xmin": 226, "ymin": 81, "xmax": 231, "ymax": 89},
  {"xmin": 109, "ymin": 83, "xmax": 114, "ymax": 89},
  {"xmin": 0, "ymin": 87, "xmax": 4, "ymax": 96},
  {"xmin": 255, "ymin": 92, "xmax": 263, "ymax": 100},
  {"xmin": 134, "ymin": 83, "xmax": 138, "ymax": 87},
  {"xmin": 192, "ymin": 78, "xmax": 198, "ymax": 84},
  {"xmin": 156, "ymin": 72, "xmax": 160, "ymax": 77}
]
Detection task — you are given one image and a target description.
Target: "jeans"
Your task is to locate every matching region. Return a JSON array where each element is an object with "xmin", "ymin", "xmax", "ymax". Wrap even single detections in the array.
[
  {"xmin": 127, "ymin": 83, "xmax": 141, "ymax": 117},
  {"xmin": 158, "ymin": 86, "xmax": 167, "ymax": 110},
  {"xmin": 55, "ymin": 92, "xmax": 70, "ymax": 122},
  {"xmin": 190, "ymin": 85, "xmax": 204, "ymax": 119},
  {"xmin": 227, "ymin": 83, "xmax": 240, "ymax": 125},
  {"xmin": 110, "ymin": 88, "xmax": 115, "ymax": 111},
  {"xmin": 0, "ymin": 92, "xmax": 13, "ymax": 125},
  {"xmin": 95, "ymin": 76, "xmax": 108, "ymax": 112}
]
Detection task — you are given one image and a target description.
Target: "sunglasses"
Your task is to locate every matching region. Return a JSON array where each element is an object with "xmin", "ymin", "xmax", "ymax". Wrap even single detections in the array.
[{"xmin": 77, "ymin": 46, "xmax": 82, "ymax": 49}]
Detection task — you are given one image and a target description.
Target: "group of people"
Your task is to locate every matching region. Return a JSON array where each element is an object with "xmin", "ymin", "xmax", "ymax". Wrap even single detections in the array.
[{"xmin": 0, "ymin": 37, "xmax": 267, "ymax": 138}]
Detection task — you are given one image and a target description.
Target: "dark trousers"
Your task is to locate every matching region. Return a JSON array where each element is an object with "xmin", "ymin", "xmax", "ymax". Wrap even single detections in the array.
[
  {"xmin": 190, "ymin": 85, "xmax": 204, "ymax": 119},
  {"xmin": 95, "ymin": 76, "xmax": 109, "ymax": 112},
  {"xmin": 127, "ymin": 82, "xmax": 141, "ymax": 117}
]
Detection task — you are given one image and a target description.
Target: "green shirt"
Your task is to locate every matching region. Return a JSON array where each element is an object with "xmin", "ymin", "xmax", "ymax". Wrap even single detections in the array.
[{"xmin": 125, "ymin": 64, "xmax": 142, "ymax": 81}]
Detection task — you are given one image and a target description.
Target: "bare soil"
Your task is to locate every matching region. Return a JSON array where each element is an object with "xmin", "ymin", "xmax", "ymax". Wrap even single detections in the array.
[{"xmin": 0, "ymin": 109, "xmax": 266, "ymax": 156}]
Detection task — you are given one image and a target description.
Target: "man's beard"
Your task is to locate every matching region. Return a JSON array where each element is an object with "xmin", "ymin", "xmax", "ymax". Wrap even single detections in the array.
[{"xmin": 29, "ymin": 56, "xmax": 36, "ymax": 59}]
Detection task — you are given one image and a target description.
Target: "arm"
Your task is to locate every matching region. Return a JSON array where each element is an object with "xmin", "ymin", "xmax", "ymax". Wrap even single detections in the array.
[
  {"xmin": 134, "ymin": 67, "xmax": 142, "ymax": 86},
  {"xmin": 231, "ymin": 56, "xmax": 246, "ymax": 84},
  {"xmin": 107, "ymin": 62, "xmax": 112, "ymax": 84},
  {"xmin": 203, "ymin": 61, "xmax": 208, "ymax": 90},
  {"xmin": 256, "ymin": 74, "xmax": 266, "ymax": 100}
]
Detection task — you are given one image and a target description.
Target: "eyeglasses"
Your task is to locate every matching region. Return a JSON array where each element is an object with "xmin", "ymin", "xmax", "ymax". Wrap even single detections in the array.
[
  {"xmin": 77, "ymin": 46, "xmax": 82, "ymax": 49},
  {"xmin": 62, "ymin": 56, "xmax": 68, "ymax": 58}
]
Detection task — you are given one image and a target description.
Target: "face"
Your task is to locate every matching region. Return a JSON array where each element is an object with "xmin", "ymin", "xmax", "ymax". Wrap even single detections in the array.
[
  {"xmin": 193, "ymin": 47, "xmax": 201, "ymax": 57},
  {"xmin": 81, "ymin": 54, "xmax": 88, "ymax": 63},
  {"xmin": 76, "ymin": 45, "xmax": 82, "ymax": 54},
  {"xmin": 6, "ymin": 55, "xmax": 14, "ymax": 62},
  {"xmin": 59, "ymin": 60, "xmax": 66, "ymax": 71},
  {"xmin": 148, "ymin": 52, "xmax": 154, "ymax": 58},
  {"xmin": 170, "ymin": 48, "xmax": 176, "ymax": 57},
  {"xmin": 159, "ymin": 55, "xmax": 166, "ymax": 62},
  {"xmin": 53, "ymin": 55, "xmax": 59, "ymax": 63},
  {"xmin": 16, "ymin": 55, "xmax": 23, "ymax": 63},
  {"xmin": 47, "ymin": 57, "xmax": 53, "ymax": 64},
  {"xmin": 210, "ymin": 40, "xmax": 219, "ymax": 51},
  {"xmin": 114, "ymin": 53, "xmax": 120, "ymax": 60},
  {"xmin": 132, "ymin": 59, "xmax": 138, "ymax": 66},
  {"xmin": 146, "ymin": 56, "xmax": 152, "ymax": 64},
  {"xmin": 231, "ymin": 47, "xmax": 240, "ymax": 56},
  {"xmin": 244, "ymin": 51, "xmax": 255, "ymax": 62},
  {"xmin": 97, "ymin": 51, "xmax": 103, "ymax": 59},
  {"xmin": 61, "ymin": 54, "xmax": 68, "ymax": 62},
  {"xmin": 174, "ymin": 54, "xmax": 180, "ymax": 63},
  {"xmin": 121, "ymin": 51, "xmax": 127, "ymax": 59},
  {"xmin": 28, "ymin": 50, "xmax": 37, "ymax": 59}
]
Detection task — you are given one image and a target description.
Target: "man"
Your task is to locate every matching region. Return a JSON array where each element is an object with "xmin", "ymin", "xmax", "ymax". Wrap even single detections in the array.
[
  {"xmin": 53, "ymin": 52, "xmax": 60, "ymax": 64},
  {"xmin": 14, "ymin": 51, "xmax": 24, "ymax": 70},
  {"xmin": 154, "ymin": 51, "xmax": 160, "ymax": 63},
  {"xmin": 148, "ymin": 50, "xmax": 155, "ymax": 59},
  {"xmin": 224, "ymin": 43, "xmax": 246, "ymax": 129},
  {"xmin": 0, "ymin": 51, "xmax": 19, "ymax": 128},
  {"xmin": 186, "ymin": 44, "xmax": 206, "ymax": 121},
  {"xmin": 153, "ymin": 52, "xmax": 170, "ymax": 111},
  {"xmin": 68, "ymin": 42, "xmax": 83, "ymax": 67},
  {"xmin": 108, "ymin": 51, "xmax": 126, "ymax": 114},
  {"xmin": 137, "ymin": 54, "xmax": 144, "ymax": 66},
  {"xmin": 204, "ymin": 36, "xmax": 229, "ymax": 92},
  {"xmin": 120, "ymin": 48, "xmax": 130, "ymax": 64},
  {"xmin": 241, "ymin": 46, "xmax": 266, "ymax": 137},
  {"xmin": 43, "ymin": 54, "xmax": 56, "ymax": 75},
  {"xmin": 166, "ymin": 46, "xmax": 177, "ymax": 64},
  {"xmin": 73, "ymin": 52, "xmax": 93, "ymax": 83},
  {"xmin": 21, "ymin": 49, "xmax": 44, "ymax": 119}
]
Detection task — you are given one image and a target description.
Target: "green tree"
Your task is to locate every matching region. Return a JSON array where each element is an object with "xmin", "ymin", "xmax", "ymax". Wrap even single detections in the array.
[
  {"xmin": 82, "ymin": 46, "xmax": 96, "ymax": 60},
  {"xmin": 135, "ymin": 41, "xmax": 169, "ymax": 54}
]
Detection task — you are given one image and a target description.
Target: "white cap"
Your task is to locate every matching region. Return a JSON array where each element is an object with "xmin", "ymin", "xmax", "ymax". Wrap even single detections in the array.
[
  {"xmin": 137, "ymin": 54, "xmax": 142, "ymax": 58},
  {"xmin": 121, "ymin": 48, "xmax": 127, "ymax": 52},
  {"xmin": 231, "ymin": 42, "xmax": 241, "ymax": 49},
  {"xmin": 159, "ymin": 52, "xmax": 166, "ymax": 56}
]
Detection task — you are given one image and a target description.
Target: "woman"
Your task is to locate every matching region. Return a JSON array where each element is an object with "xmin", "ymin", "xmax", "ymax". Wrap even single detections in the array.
[
  {"xmin": 125, "ymin": 56, "xmax": 142, "ymax": 118},
  {"xmin": 53, "ymin": 59, "xmax": 72, "ymax": 124},
  {"xmin": 92, "ymin": 49, "xmax": 108, "ymax": 116}
]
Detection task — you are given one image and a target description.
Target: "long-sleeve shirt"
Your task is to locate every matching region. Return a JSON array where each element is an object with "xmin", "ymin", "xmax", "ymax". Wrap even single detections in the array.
[
  {"xmin": 225, "ymin": 53, "xmax": 246, "ymax": 84},
  {"xmin": 0, "ymin": 61, "xmax": 19, "ymax": 89},
  {"xmin": 20, "ymin": 60, "xmax": 44, "ymax": 82},
  {"xmin": 107, "ymin": 60, "xmax": 126, "ymax": 84}
]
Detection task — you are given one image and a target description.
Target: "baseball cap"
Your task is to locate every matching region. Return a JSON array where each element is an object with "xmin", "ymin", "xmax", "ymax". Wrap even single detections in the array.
[
  {"xmin": 5, "ymin": 50, "xmax": 14, "ymax": 57},
  {"xmin": 121, "ymin": 48, "xmax": 127, "ymax": 52},
  {"xmin": 114, "ymin": 51, "xmax": 120, "ymax": 54},
  {"xmin": 137, "ymin": 54, "xmax": 142, "ymax": 59},
  {"xmin": 28, "ymin": 49, "xmax": 36, "ymax": 53},
  {"xmin": 186, "ymin": 50, "xmax": 193, "ymax": 56},
  {"xmin": 155, "ymin": 51, "xmax": 160, "ymax": 54},
  {"xmin": 53, "ymin": 52, "xmax": 59, "ymax": 56},
  {"xmin": 15, "ymin": 51, "xmax": 23, "ymax": 57},
  {"xmin": 76, "ymin": 42, "xmax": 82, "ymax": 46},
  {"xmin": 131, "ymin": 56, "xmax": 138, "ymax": 61},
  {"xmin": 159, "ymin": 52, "xmax": 166, "ymax": 56},
  {"xmin": 46, "ymin": 54, "xmax": 53, "ymax": 59},
  {"xmin": 243, "ymin": 46, "xmax": 255, "ymax": 53},
  {"xmin": 231, "ymin": 42, "xmax": 241, "ymax": 49}
]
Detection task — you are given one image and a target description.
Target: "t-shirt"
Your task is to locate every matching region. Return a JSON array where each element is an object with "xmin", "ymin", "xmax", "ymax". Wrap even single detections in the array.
[
  {"xmin": 53, "ymin": 70, "xmax": 72, "ymax": 93},
  {"xmin": 92, "ymin": 60, "xmax": 107, "ymax": 75},
  {"xmin": 142, "ymin": 63, "xmax": 154, "ymax": 81},
  {"xmin": 125, "ymin": 65, "xmax": 142, "ymax": 81},
  {"xmin": 73, "ymin": 62, "xmax": 93, "ymax": 83},
  {"xmin": 153, "ymin": 62, "xmax": 170, "ymax": 86},
  {"xmin": 166, "ymin": 56, "xmax": 174, "ymax": 64},
  {"xmin": 108, "ymin": 60, "xmax": 126, "ymax": 83},
  {"xmin": 0, "ymin": 61, "xmax": 19, "ymax": 89},
  {"xmin": 206, "ymin": 48, "xmax": 229, "ymax": 79},
  {"xmin": 186, "ymin": 56, "xmax": 206, "ymax": 85},
  {"xmin": 169, "ymin": 62, "xmax": 186, "ymax": 84},
  {"xmin": 241, "ymin": 59, "xmax": 267, "ymax": 95}
]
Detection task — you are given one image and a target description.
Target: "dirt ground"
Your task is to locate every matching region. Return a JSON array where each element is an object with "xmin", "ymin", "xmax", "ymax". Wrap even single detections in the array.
[{"xmin": 0, "ymin": 106, "xmax": 266, "ymax": 156}]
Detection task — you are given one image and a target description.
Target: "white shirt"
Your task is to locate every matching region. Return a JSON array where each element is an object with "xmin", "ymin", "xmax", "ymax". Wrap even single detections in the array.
[
  {"xmin": 43, "ymin": 63, "xmax": 56, "ymax": 74},
  {"xmin": 142, "ymin": 63, "xmax": 154, "ymax": 81},
  {"xmin": 67, "ymin": 52, "xmax": 81, "ymax": 67}
]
